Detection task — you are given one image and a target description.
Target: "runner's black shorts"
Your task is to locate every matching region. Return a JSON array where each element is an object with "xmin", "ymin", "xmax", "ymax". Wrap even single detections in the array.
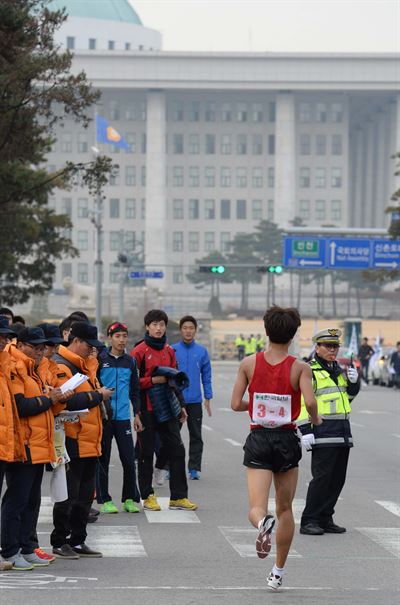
[{"xmin": 243, "ymin": 428, "xmax": 302, "ymax": 473}]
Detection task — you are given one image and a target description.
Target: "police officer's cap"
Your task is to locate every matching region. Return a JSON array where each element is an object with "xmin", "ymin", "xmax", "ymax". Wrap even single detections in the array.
[{"xmin": 312, "ymin": 328, "xmax": 342, "ymax": 345}]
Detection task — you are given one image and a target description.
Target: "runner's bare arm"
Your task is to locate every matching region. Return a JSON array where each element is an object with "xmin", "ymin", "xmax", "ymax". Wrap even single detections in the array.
[
  {"xmin": 231, "ymin": 358, "xmax": 252, "ymax": 412},
  {"xmin": 299, "ymin": 363, "xmax": 322, "ymax": 425}
]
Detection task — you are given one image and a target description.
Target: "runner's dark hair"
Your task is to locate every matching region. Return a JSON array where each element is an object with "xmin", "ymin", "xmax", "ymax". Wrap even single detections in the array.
[
  {"xmin": 263, "ymin": 306, "xmax": 301, "ymax": 344},
  {"xmin": 179, "ymin": 315, "xmax": 197, "ymax": 329},
  {"xmin": 144, "ymin": 309, "xmax": 169, "ymax": 326}
]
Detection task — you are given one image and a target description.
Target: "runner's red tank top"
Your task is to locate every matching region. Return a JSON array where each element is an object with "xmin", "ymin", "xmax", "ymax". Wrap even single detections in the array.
[{"xmin": 248, "ymin": 353, "xmax": 301, "ymax": 430}]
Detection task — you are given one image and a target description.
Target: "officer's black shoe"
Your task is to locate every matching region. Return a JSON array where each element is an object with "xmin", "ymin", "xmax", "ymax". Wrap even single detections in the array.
[
  {"xmin": 72, "ymin": 543, "xmax": 103, "ymax": 557},
  {"xmin": 323, "ymin": 522, "xmax": 346, "ymax": 533},
  {"xmin": 300, "ymin": 523, "xmax": 325, "ymax": 535}
]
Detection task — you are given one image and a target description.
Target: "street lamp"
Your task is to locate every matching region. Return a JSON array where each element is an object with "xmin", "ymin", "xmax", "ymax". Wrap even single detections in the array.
[{"xmin": 90, "ymin": 146, "xmax": 103, "ymax": 332}]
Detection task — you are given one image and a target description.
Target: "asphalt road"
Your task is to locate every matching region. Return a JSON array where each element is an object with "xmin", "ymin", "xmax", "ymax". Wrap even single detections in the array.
[{"xmin": 2, "ymin": 361, "xmax": 399, "ymax": 604}]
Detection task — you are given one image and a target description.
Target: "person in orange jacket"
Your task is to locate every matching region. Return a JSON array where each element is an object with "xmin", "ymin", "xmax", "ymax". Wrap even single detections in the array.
[
  {"xmin": 50, "ymin": 321, "xmax": 113, "ymax": 559},
  {"xmin": 1, "ymin": 327, "xmax": 70, "ymax": 571}
]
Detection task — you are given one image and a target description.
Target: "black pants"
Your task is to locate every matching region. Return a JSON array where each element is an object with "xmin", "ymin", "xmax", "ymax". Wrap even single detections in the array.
[
  {"xmin": 301, "ymin": 447, "xmax": 350, "ymax": 528},
  {"xmin": 361, "ymin": 360, "xmax": 370, "ymax": 382},
  {"xmin": 1, "ymin": 462, "xmax": 44, "ymax": 558},
  {"xmin": 0, "ymin": 461, "xmax": 5, "ymax": 497},
  {"xmin": 185, "ymin": 404, "xmax": 203, "ymax": 472},
  {"xmin": 96, "ymin": 419, "xmax": 140, "ymax": 504},
  {"xmin": 51, "ymin": 457, "xmax": 97, "ymax": 548},
  {"xmin": 137, "ymin": 411, "xmax": 187, "ymax": 500}
]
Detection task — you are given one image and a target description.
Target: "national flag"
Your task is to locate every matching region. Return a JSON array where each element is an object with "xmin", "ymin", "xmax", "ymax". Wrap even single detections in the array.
[
  {"xmin": 346, "ymin": 324, "xmax": 359, "ymax": 358},
  {"xmin": 96, "ymin": 115, "xmax": 130, "ymax": 150},
  {"xmin": 369, "ymin": 334, "xmax": 382, "ymax": 368}
]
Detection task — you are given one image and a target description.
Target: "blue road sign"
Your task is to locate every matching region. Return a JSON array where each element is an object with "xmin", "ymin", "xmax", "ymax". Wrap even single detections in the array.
[
  {"xmin": 129, "ymin": 271, "xmax": 164, "ymax": 279},
  {"xmin": 371, "ymin": 239, "xmax": 400, "ymax": 269},
  {"xmin": 327, "ymin": 238, "xmax": 371, "ymax": 269},
  {"xmin": 284, "ymin": 236, "xmax": 326, "ymax": 268}
]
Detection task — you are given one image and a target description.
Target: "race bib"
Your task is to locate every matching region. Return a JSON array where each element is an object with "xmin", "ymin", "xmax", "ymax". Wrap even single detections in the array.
[{"xmin": 252, "ymin": 392, "xmax": 292, "ymax": 428}]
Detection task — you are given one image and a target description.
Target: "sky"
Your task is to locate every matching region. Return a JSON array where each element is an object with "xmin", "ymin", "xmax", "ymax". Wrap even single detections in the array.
[{"xmin": 132, "ymin": 0, "xmax": 400, "ymax": 53}]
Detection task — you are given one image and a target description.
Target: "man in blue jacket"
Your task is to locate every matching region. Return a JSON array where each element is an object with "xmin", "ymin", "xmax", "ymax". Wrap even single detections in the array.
[
  {"xmin": 96, "ymin": 322, "xmax": 142, "ymax": 513},
  {"xmin": 172, "ymin": 316, "xmax": 213, "ymax": 480}
]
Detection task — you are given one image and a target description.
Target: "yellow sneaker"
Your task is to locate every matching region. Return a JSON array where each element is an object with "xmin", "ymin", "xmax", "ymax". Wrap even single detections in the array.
[
  {"xmin": 143, "ymin": 494, "xmax": 161, "ymax": 511},
  {"xmin": 169, "ymin": 498, "xmax": 198, "ymax": 510}
]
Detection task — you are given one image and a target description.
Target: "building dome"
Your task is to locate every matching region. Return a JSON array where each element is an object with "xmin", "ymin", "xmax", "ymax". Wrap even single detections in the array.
[{"xmin": 49, "ymin": 0, "xmax": 142, "ymax": 25}]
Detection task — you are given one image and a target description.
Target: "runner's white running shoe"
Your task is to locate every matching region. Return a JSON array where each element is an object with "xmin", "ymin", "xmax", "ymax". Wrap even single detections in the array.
[
  {"xmin": 256, "ymin": 514, "xmax": 275, "ymax": 558},
  {"xmin": 267, "ymin": 571, "xmax": 283, "ymax": 590}
]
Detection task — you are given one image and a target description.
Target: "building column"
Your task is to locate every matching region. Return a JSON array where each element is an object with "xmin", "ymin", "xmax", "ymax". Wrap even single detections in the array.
[
  {"xmin": 145, "ymin": 90, "xmax": 167, "ymax": 289},
  {"xmin": 389, "ymin": 94, "xmax": 400, "ymax": 204},
  {"xmin": 353, "ymin": 127, "xmax": 365, "ymax": 228},
  {"xmin": 373, "ymin": 110, "xmax": 388, "ymax": 228},
  {"xmin": 364, "ymin": 120, "xmax": 375, "ymax": 228},
  {"xmin": 274, "ymin": 92, "xmax": 296, "ymax": 228}
]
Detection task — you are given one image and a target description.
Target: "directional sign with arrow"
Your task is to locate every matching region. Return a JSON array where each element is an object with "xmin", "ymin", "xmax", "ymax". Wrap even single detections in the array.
[{"xmin": 327, "ymin": 238, "xmax": 371, "ymax": 269}]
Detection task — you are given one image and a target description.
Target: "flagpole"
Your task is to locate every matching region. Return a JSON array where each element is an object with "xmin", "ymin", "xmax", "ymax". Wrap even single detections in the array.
[{"xmin": 92, "ymin": 105, "xmax": 103, "ymax": 333}]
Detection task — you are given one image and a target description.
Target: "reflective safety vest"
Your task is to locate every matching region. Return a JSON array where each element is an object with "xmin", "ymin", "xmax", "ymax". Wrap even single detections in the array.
[{"xmin": 297, "ymin": 359, "xmax": 351, "ymax": 423}]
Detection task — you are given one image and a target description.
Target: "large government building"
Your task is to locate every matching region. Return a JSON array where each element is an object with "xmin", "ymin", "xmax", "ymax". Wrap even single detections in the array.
[{"xmin": 46, "ymin": 0, "xmax": 400, "ymax": 315}]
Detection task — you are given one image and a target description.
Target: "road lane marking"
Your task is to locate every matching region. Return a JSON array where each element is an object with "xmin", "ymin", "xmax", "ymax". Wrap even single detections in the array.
[
  {"xmin": 356, "ymin": 528, "xmax": 400, "ymax": 558},
  {"xmin": 392, "ymin": 434, "xmax": 400, "ymax": 439},
  {"xmin": 351, "ymin": 422, "xmax": 365, "ymax": 428},
  {"xmin": 375, "ymin": 501, "xmax": 400, "ymax": 518},
  {"xmin": 224, "ymin": 438, "xmax": 242, "ymax": 446},
  {"xmin": 219, "ymin": 526, "xmax": 302, "ymax": 558},
  {"xmin": 218, "ymin": 407, "xmax": 233, "ymax": 412},
  {"xmin": 202, "ymin": 424, "xmax": 214, "ymax": 431},
  {"xmin": 144, "ymin": 497, "xmax": 200, "ymax": 523}
]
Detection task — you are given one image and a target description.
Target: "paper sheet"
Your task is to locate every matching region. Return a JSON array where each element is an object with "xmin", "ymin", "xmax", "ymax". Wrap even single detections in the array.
[{"xmin": 60, "ymin": 373, "xmax": 89, "ymax": 393}]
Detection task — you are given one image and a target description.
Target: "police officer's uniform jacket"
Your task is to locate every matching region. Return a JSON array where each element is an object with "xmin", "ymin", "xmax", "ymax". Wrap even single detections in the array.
[{"xmin": 297, "ymin": 355, "xmax": 360, "ymax": 448}]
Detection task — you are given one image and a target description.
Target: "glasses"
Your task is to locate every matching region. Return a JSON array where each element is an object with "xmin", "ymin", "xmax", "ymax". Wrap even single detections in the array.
[
  {"xmin": 319, "ymin": 343, "xmax": 340, "ymax": 350},
  {"xmin": 108, "ymin": 322, "xmax": 128, "ymax": 334}
]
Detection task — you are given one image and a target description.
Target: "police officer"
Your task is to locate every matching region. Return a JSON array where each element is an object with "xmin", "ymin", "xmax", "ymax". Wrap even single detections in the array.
[{"xmin": 297, "ymin": 328, "xmax": 360, "ymax": 535}]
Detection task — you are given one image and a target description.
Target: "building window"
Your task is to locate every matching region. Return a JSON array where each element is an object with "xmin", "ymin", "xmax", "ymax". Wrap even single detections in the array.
[
  {"xmin": 204, "ymin": 232, "xmax": 215, "ymax": 252},
  {"xmin": 110, "ymin": 231, "xmax": 120, "ymax": 251},
  {"xmin": 236, "ymin": 167, "xmax": 247, "ymax": 188},
  {"xmin": 205, "ymin": 134, "xmax": 215, "ymax": 154},
  {"xmin": 141, "ymin": 166, "xmax": 146, "ymax": 186},
  {"xmin": 126, "ymin": 133, "xmax": 136, "ymax": 153},
  {"xmin": 299, "ymin": 199, "xmax": 310, "ymax": 220},
  {"xmin": 316, "ymin": 134, "xmax": 327, "ymax": 155},
  {"xmin": 252, "ymin": 199, "xmax": 263, "ymax": 220},
  {"xmin": 61, "ymin": 133, "xmax": 72, "ymax": 153},
  {"xmin": 108, "ymin": 40, "xmax": 115, "ymax": 50},
  {"xmin": 110, "ymin": 198, "xmax": 120, "ymax": 218},
  {"xmin": 331, "ymin": 134, "xmax": 343, "ymax": 155},
  {"xmin": 299, "ymin": 167, "xmax": 310, "ymax": 188},
  {"xmin": 62, "ymin": 263, "xmax": 72, "ymax": 279},
  {"xmin": 141, "ymin": 198, "xmax": 146, "ymax": 219},
  {"xmin": 89, "ymin": 38, "xmax": 96, "ymax": 50},
  {"xmin": 125, "ymin": 166, "xmax": 136, "ymax": 186},
  {"xmin": 221, "ymin": 134, "xmax": 232, "ymax": 155},
  {"xmin": 61, "ymin": 197, "xmax": 72, "ymax": 217},
  {"xmin": 204, "ymin": 199, "xmax": 215, "ymax": 219},
  {"xmin": 188, "ymin": 199, "xmax": 199, "ymax": 219},
  {"xmin": 109, "ymin": 166, "xmax": 120, "ymax": 186},
  {"xmin": 110, "ymin": 101, "xmax": 120, "ymax": 120},
  {"xmin": 141, "ymin": 133, "xmax": 146, "ymax": 153},
  {"xmin": 222, "ymin": 103, "xmax": 232, "ymax": 122},
  {"xmin": 172, "ymin": 266, "xmax": 184, "ymax": 284},
  {"xmin": 252, "ymin": 134, "xmax": 263, "ymax": 155},
  {"xmin": 299, "ymin": 134, "xmax": 311, "ymax": 155},
  {"xmin": 172, "ymin": 100, "xmax": 184, "ymax": 122},
  {"xmin": 189, "ymin": 101, "xmax": 200, "ymax": 122},
  {"xmin": 267, "ymin": 199, "xmax": 274, "ymax": 220},
  {"xmin": 188, "ymin": 231, "xmax": 199, "ymax": 252},
  {"xmin": 268, "ymin": 102, "xmax": 276, "ymax": 122},
  {"xmin": 77, "ymin": 133, "xmax": 88, "ymax": 153},
  {"xmin": 332, "ymin": 102, "xmax": 344, "ymax": 123},
  {"xmin": 189, "ymin": 134, "xmax": 200, "ymax": 154},
  {"xmin": 77, "ymin": 262, "xmax": 88, "ymax": 284},
  {"xmin": 138, "ymin": 101, "xmax": 146, "ymax": 121},
  {"xmin": 237, "ymin": 102, "xmax": 248, "ymax": 122},
  {"xmin": 204, "ymin": 166, "xmax": 215, "ymax": 187},
  {"xmin": 125, "ymin": 42, "xmax": 131, "ymax": 51},
  {"xmin": 77, "ymin": 230, "xmax": 88, "ymax": 251},
  {"xmin": 315, "ymin": 199, "xmax": 326, "ymax": 220},
  {"xmin": 236, "ymin": 199, "xmax": 247, "ymax": 219},
  {"xmin": 315, "ymin": 167, "xmax": 326, "ymax": 188},
  {"xmin": 237, "ymin": 134, "xmax": 247, "ymax": 155},
  {"xmin": 172, "ymin": 166, "xmax": 184, "ymax": 187},
  {"xmin": 220, "ymin": 167, "xmax": 231, "ymax": 187},
  {"xmin": 126, "ymin": 104, "xmax": 136, "ymax": 120},
  {"xmin": 331, "ymin": 199, "xmax": 342, "ymax": 220},
  {"xmin": 109, "ymin": 263, "xmax": 120, "ymax": 284},
  {"xmin": 268, "ymin": 135, "xmax": 275, "ymax": 155},
  {"xmin": 173, "ymin": 133, "xmax": 184, "ymax": 154},
  {"xmin": 252, "ymin": 103, "xmax": 263, "ymax": 123},
  {"xmin": 267, "ymin": 167, "xmax": 275, "ymax": 188},
  {"xmin": 66, "ymin": 36, "xmax": 75, "ymax": 49},
  {"xmin": 172, "ymin": 232, "xmax": 183, "ymax": 252},
  {"xmin": 252, "ymin": 167, "xmax": 263, "ymax": 188},
  {"xmin": 205, "ymin": 101, "xmax": 216, "ymax": 122},
  {"xmin": 172, "ymin": 199, "xmax": 184, "ymax": 219},
  {"xmin": 221, "ymin": 199, "xmax": 231, "ymax": 219},
  {"xmin": 299, "ymin": 102, "xmax": 311, "ymax": 123},
  {"xmin": 189, "ymin": 166, "xmax": 199, "ymax": 187},
  {"xmin": 125, "ymin": 198, "xmax": 136, "ymax": 219},
  {"xmin": 331, "ymin": 167, "xmax": 342, "ymax": 188},
  {"xmin": 77, "ymin": 198, "xmax": 88, "ymax": 218},
  {"xmin": 125, "ymin": 231, "xmax": 136, "ymax": 251},
  {"xmin": 220, "ymin": 232, "xmax": 231, "ymax": 253},
  {"xmin": 316, "ymin": 102, "xmax": 328, "ymax": 123}
]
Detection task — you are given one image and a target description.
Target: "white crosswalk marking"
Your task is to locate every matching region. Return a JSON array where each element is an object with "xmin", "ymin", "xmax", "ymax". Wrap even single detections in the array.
[
  {"xmin": 356, "ymin": 528, "xmax": 400, "ymax": 558},
  {"xmin": 375, "ymin": 500, "xmax": 400, "ymax": 517},
  {"xmin": 144, "ymin": 497, "xmax": 200, "ymax": 523},
  {"xmin": 224, "ymin": 438, "xmax": 241, "ymax": 447},
  {"xmin": 219, "ymin": 526, "xmax": 302, "ymax": 558},
  {"xmin": 38, "ymin": 526, "xmax": 147, "ymax": 557}
]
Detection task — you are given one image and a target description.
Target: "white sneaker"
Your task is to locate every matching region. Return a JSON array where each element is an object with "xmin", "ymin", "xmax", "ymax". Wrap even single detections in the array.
[
  {"xmin": 154, "ymin": 468, "xmax": 167, "ymax": 486},
  {"xmin": 267, "ymin": 571, "xmax": 283, "ymax": 590},
  {"xmin": 256, "ymin": 514, "xmax": 275, "ymax": 558}
]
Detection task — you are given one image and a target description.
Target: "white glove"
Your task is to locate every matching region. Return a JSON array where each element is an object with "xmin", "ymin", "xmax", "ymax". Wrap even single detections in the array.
[
  {"xmin": 347, "ymin": 367, "xmax": 358, "ymax": 383},
  {"xmin": 301, "ymin": 434, "xmax": 315, "ymax": 451}
]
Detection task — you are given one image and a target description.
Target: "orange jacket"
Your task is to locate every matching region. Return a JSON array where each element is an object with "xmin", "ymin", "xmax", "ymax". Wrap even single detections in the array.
[
  {"xmin": 54, "ymin": 345, "xmax": 102, "ymax": 458},
  {"xmin": 41, "ymin": 356, "xmax": 66, "ymax": 417},
  {"xmin": 0, "ymin": 350, "xmax": 26, "ymax": 463},
  {"xmin": 8, "ymin": 344, "xmax": 55, "ymax": 464}
]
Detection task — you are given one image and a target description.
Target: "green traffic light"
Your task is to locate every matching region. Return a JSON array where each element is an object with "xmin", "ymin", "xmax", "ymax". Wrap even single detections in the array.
[
  {"xmin": 267, "ymin": 265, "xmax": 283, "ymax": 274},
  {"xmin": 211, "ymin": 265, "xmax": 225, "ymax": 274},
  {"xmin": 275, "ymin": 265, "xmax": 283, "ymax": 274}
]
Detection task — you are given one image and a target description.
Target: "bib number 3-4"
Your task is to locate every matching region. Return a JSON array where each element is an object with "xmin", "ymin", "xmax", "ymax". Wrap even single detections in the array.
[{"xmin": 252, "ymin": 393, "xmax": 292, "ymax": 428}]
